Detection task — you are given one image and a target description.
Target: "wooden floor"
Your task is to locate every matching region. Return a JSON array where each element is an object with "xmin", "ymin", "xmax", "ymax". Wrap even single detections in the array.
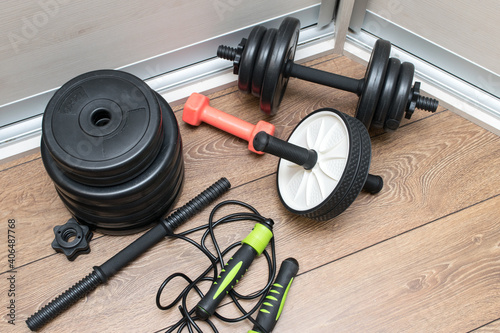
[{"xmin": 1, "ymin": 54, "xmax": 499, "ymax": 333}]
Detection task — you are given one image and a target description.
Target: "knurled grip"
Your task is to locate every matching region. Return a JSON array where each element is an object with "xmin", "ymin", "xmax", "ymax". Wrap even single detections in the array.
[
  {"xmin": 26, "ymin": 270, "xmax": 103, "ymax": 331},
  {"xmin": 162, "ymin": 177, "xmax": 231, "ymax": 233}
]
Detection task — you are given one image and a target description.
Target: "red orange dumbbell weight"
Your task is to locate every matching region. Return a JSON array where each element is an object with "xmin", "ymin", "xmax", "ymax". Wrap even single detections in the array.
[{"xmin": 183, "ymin": 92, "xmax": 275, "ymax": 154}]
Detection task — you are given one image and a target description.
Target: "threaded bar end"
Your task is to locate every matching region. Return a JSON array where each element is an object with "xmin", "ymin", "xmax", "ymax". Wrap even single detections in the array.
[
  {"xmin": 416, "ymin": 95, "xmax": 439, "ymax": 112},
  {"xmin": 163, "ymin": 177, "xmax": 231, "ymax": 232},
  {"xmin": 217, "ymin": 45, "xmax": 237, "ymax": 61},
  {"xmin": 26, "ymin": 271, "xmax": 103, "ymax": 331}
]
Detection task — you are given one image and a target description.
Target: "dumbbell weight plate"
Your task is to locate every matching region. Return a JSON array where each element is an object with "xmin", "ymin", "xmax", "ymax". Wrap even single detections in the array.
[
  {"xmin": 277, "ymin": 108, "xmax": 371, "ymax": 220},
  {"xmin": 238, "ymin": 25, "xmax": 266, "ymax": 93},
  {"xmin": 251, "ymin": 28, "xmax": 278, "ymax": 97},
  {"xmin": 356, "ymin": 39, "xmax": 391, "ymax": 129},
  {"xmin": 41, "ymin": 71, "xmax": 184, "ymax": 235},
  {"xmin": 56, "ymin": 160, "xmax": 182, "ymax": 234},
  {"xmin": 260, "ymin": 17, "xmax": 300, "ymax": 115},
  {"xmin": 42, "ymin": 92, "xmax": 184, "ymax": 235},
  {"xmin": 42, "ymin": 70, "xmax": 163, "ymax": 187},
  {"xmin": 384, "ymin": 62, "xmax": 414, "ymax": 132},
  {"xmin": 371, "ymin": 57, "xmax": 401, "ymax": 129}
]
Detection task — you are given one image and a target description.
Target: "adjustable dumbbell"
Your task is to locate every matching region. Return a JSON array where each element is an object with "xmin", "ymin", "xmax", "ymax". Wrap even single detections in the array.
[
  {"xmin": 183, "ymin": 93, "xmax": 383, "ymax": 220},
  {"xmin": 217, "ymin": 17, "xmax": 439, "ymax": 132}
]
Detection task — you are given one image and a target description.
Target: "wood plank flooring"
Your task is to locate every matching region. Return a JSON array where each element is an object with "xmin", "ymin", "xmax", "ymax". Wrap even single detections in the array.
[{"xmin": 0, "ymin": 54, "xmax": 499, "ymax": 332}]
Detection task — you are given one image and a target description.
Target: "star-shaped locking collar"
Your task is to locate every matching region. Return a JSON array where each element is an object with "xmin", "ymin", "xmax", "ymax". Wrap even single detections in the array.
[{"xmin": 51, "ymin": 218, "xmax": 93, "ymax": 261}]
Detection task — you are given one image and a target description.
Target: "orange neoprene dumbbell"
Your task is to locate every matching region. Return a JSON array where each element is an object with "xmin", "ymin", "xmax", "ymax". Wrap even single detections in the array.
[{"xmin": 182, "ymin": 93, "xmax": 275, "ymax": 154}]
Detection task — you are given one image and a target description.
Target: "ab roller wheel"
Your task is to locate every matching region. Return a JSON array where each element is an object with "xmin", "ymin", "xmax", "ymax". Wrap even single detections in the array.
[
  {"xmin": 41, "ymin": 70, "xmax": 184, "ymax": 235},
  {"xmin": 218, "ymin": 17, "xmax": 439, "ymax": 132},
  {"xmin": 276, "ymin": 109, "xmax": 374, "ymax": 220}
]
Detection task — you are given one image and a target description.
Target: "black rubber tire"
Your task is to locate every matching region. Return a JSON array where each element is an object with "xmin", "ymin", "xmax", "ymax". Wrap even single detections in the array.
[
  {"xmin": 260, "ymin": 17, "xmax": 300, "ymax": 115},
  {"xmin": 312, "ymin": 116, "xmax": 371, "ymax": 221},
  {"xmin": 356, "ymin": 39, "xmax": 391, "ymax": 129},
  {"xmin": 372, "ymin": 57, "xmax": 401, "ymax": 129}
]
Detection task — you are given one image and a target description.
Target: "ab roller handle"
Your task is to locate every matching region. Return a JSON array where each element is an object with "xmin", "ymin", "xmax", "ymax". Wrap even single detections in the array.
[
  {"xmin": 196, "ymin": 220, "xmax": 274, "ymax": 320},
  {"xmin": 249, "ymin": 258, "xmax": 299, "ymax": 333},
  {"xmin": 253, "ymin": 131, "xmax": 317, "ymax": 170},
  {"xmin": 253, "ymin": 131, "xmax": 383, "ymax": 194},
  {"xmin": 183, "ymin": 92, "xmax": 275, "ymax": 154},
  {"xmin": 26, "ymin": 178, "xmax": 231, "ymax": 331}
]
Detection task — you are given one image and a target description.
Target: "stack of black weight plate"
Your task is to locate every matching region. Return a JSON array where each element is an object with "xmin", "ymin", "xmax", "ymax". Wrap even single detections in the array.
[{"xmin": 41, "ymin": 70, "xmax": 184, "ymax": 235}]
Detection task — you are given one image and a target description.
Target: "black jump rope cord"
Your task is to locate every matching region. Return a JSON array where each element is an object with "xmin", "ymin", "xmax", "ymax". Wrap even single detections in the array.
[{"xmin": 156, "ymin": 200, "xmax": 277, "ymax": 333}]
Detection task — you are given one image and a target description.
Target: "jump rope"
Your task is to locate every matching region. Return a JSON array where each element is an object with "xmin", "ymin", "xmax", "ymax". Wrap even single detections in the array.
[{"xmin": 155, "ymin": 200, "xmax": 298, "ymax": 333}]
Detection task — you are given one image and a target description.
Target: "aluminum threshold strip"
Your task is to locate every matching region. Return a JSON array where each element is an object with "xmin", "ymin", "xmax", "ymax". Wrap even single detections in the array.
[{"xmin": 344, "ymin": 31, "xmax": 500, "ymax": 135}]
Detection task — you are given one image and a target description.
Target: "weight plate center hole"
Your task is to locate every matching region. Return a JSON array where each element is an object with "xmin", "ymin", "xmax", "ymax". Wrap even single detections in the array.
[{"xmin": 91, "ymin": 108, "xmax": 112, "ymax": 127}]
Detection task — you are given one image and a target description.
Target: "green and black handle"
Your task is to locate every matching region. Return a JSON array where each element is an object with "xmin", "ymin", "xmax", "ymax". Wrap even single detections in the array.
[
  {"xmin": 196, "ymin": 219, "xmax": 274, "ymax": 320},
  {"xmin": 249, "ymin": 257, "xmax": 299, "ymax": 333}
]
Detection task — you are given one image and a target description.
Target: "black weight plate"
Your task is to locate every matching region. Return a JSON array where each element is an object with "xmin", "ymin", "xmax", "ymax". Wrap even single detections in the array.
[
  {"xmin": 356, "ymin": 39, "xmax": 391, "ymax": 129},
  {"xmin": 384, "ymin": 62, "xmax": 414, "ymax": 132},
  {"xmin": 59, "ymin": 170, "xmax": 183, "ymax": 235},
  {"xmin": 371, "ymin": 57, "xmax": 401, "ymax": 129},
  {"xmin": 260, "ymin": 17, "xmax": 300, "ymax": 115},
  {"xmin": 276, "ymin": 108, "xmax": 361, "ymax": 219},
  {"xmin": 251, "ymin": 28, "xmax": 277, "ymax": 97},
  {"xmin": 42, "ymin": 92, "xmax": 184, "ymax": 235},
  {"xmin": 238, "ymin": 25, "xmax": 266, "ymax": 93},
  {"xmin": 42, "ymin": 70, "xmax": 163, "ymax": 187},
  {"xmin": 42, "ymin": 93, "xmax": 180, "ymax": 207}
]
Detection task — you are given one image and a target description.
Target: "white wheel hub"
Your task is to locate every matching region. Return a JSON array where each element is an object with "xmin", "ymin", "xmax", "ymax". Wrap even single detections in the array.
[{"xmin": 277, "ymin": 111, "xmax": 350, "ymax": 212}]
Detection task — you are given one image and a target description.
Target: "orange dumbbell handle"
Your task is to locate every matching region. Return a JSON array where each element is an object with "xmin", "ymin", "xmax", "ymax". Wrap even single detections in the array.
[
  {"xmin": 183, "ymin": 93, "xmax": 275, "ymax": 153},
  {"xmin": 201, "ymin": 103, "xmax": 256, "ymax": 142}
]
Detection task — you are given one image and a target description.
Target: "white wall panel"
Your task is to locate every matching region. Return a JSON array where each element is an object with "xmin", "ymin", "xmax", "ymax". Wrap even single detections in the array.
[
  {"xmin": 365, "ymin": 0, "xmax": 500, "ymax": 74},
  {"xmin": 0, "ymin": 0, "xmax": 319, "ymax": 106}
]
